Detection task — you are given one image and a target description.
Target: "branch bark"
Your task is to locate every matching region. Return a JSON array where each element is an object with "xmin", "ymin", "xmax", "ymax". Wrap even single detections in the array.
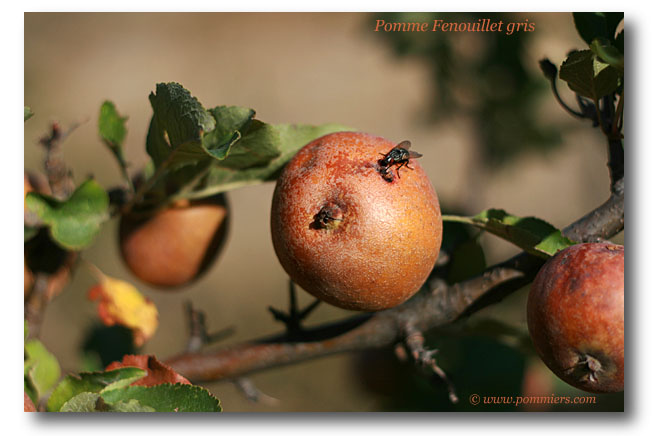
[{"xmin": 166, "ymin": 178, "xmax": 624, "ymax": 382}]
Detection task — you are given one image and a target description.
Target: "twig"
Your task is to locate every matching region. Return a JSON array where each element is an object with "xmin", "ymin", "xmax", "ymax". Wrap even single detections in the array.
[
  {"xmin": 183, "ymin": 301, "xmax": 235, "ymax": 353},
  {"xmin": 165, "ymin": 177, "xmax": 623, "ymax": 385},
  {"xmin": 233, "ymin": 378, "xmax": 280, "ymax": 405},
  {"xmin": 403, "ymin": 323, "xmax": 458, "ymax": 403},
  {"xmin": 24, "ymin": 274, "xmax": 49, "ymax": 338},
  {"xmin": 268, "ymin": 281, "xmax": 321, "ymax": 338},
  {"xmin": 39, "ymin": 121, "xmax": 81, "ymax": 199}
]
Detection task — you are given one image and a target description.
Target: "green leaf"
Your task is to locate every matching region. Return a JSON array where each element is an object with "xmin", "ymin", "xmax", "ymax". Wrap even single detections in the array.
[
  {"xmin": 24, "ymin": 339, "xmax": 61, "ymax": 399},
  {"xmin": 141, "ymin": 82, "xmax": 353, "ymax": 203},
  {"xmin": 442, "ymin": 209, "xmax": 576, "ymax": 259},
  {"xmin": 559, "ymin": 50, "xmax": 620, "ymax": 100},
  {"xmin": 210, "ymin": 118, "xmax": 280, "ymax": 169},
  {"xmin": 145, "ymin": 115, "xmax": 171, "ymax": 168},
  {"xmin": 98, "ymin": 101, "xmax": 128, "ymax": 148},
  {"xmin": 200, "ymin": 106, "xmax": 257, "ymax": 162},
  {"xmin": 109, "ymin": 399, "xmax": 156, "ymax": 412},
  {"xmin": 573, "ymin": 12, "xmax": 623, "ymax": 45},
  {"xmin": 147, "ymin": 86, "xmax": 273, "ymax": 172},
  {"xmin": 195, "ymin": 123, "xmax": 353, "ymax": 196},
  {"xmin": 59, "ymin": 392, "xmax": 156, "ymax": 412},
  {"xmin": 101, "ymin": 383, "xmax": 222, "ymax": 412},
  {"xmin": 47, "ymin": 367, "xmax": 147, "ymax": 412},
  {"xmin": 590, "ymin": 38, "xmax": 624, "ymax": 73},
  {"xmin": 25, "ymin": 179, "xmax": 109, "ymax": 250},
  {"xmin": 59, "ymin": 392, "xmax": 103, "ymax": 412},
  {"xmin": 24, "ymin": 106, "xmax": 34, "ymax": 121},
  {"xmin": 146, "ymin": 82, "xmax": 216, "ymax": 169}
]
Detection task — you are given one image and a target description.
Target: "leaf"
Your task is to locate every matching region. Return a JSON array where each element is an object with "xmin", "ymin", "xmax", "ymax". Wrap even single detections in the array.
[
  {"xmin": 24, "ymin": 339, "xmax": 61, "ymax": 399},
  {"xmin": 24, "ymin": 106, "xmax": 34, "ymax": 121},
  {"xmin": 59, "ymin": 392, "xmax": 103, "ymax": 412},
  {"xmin": 200, "ymin": 106, "xmax": 257, "ymax": 163},
  {"xmin": 211, "ymin": 119, "xmax": 281, "ymax": 170},
  {"xmin": 590, "ymin": 38, "xmax": 624, "ymax": 74},
  {"xmin": 87, "ymin": 270, "xmax": 159, "ymax": 347},
  {"xmin": 573, "ymin": 12, "xmax": 623, "ymax": 45},
  {"xmin": 196, "ymin": 123, "xmax": 354, "ymax": 197},
  {"xmin": 47, "ymin": 367, "xmax": 147, "ymax": 412},
  {"xmin": 105, "ymin": 354, "xmax": 191, "ymax": 387},
  {"xmin": 59, "ymin": 392, "xmax": 156, "ymax": 412},
  {"xmin": 559, "ymin": 50, "xmax": 620, "ymax": 100},
  {"xmin": 25, "ymin": 179, "xmax": 109, "ymax": 250},
  {"xmin": 147, "ymin": 87, "xmax": 274, "ymax": 172},
  {"xmin": 101, "ymin": 383, "xmax": 222, "ymax": 412},
  {"xmin": 442, "ymin": 209, "xmax": 576, "ymax": 259},
  {"xmin": 146, "ymin": 82, "xmax": 216, "ymax": 169},
  {"xmin": 109, "ymin": 399, "xmax": 156, "ymax": 412},
  {"xmin": 98, "ymin": 101, "xmax": 128, "ymax": 148}
]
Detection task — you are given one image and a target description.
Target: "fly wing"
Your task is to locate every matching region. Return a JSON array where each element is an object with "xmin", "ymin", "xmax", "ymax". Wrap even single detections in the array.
[
  {"xmin": 396, "ymin": 140, "xmax": 411, "ymax": 149},
  {"xmin": 408, "ymin": 150, "xmax": 423, "ymax": 159}
]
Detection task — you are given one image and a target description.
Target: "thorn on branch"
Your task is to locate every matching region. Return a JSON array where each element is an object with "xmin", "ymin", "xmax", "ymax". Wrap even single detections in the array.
[
  {"xmin": 184, "ymin": 300, "xmax": 235, "ymax": 353},
  {"xmin": 268, "ymin": 281, "xmax": 321, "ymax": 337},
  {"xmin": 402, "ymin": 324, "xmax": 459, "ymax": 404},
  {"xmin": 233, "ymin": 378, "xmax": 280, "ymax": 405}
]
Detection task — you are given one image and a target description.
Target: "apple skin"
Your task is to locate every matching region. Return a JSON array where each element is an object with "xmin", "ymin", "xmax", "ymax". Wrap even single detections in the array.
[
  {"xmin": 119, "ymin": 195, "xmax": 229, "ymax": 289},
  {"xmin": 527, "ymin": 242, "xmax": 624, "ymax": 393},
  {"xmin": 270, "ymin": 131, "xmax": 442, "ymax": 311}
]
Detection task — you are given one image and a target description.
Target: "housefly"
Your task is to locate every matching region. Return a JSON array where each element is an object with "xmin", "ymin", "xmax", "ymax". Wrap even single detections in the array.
[{"xmin": 378, "ymin": 140, "xmax": 423, "ymax": 181}]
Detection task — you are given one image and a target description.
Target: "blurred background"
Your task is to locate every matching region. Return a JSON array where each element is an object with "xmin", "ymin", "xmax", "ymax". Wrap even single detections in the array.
[{"xmin": 24, "ymin": 12, "xmax": 623, "ymax": 411}]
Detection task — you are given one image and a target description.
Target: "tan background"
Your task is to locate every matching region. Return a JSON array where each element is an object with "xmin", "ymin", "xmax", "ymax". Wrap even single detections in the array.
[{"xmin": 25, "ymin": 13, "xmax": 617, "ymax": 411}]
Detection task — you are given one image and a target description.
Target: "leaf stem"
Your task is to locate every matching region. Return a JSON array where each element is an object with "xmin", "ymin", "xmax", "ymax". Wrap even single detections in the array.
[
  {"xmin": 121, "ymin": 155, "xmax": 174, "ymax": 215},
  {"xmin": 441, "ymin": 214, "xmax": 473, "ymax": 223},
  {"xmin": 612, "ymin": 89, "xmax": 624, "ymax": 137}
]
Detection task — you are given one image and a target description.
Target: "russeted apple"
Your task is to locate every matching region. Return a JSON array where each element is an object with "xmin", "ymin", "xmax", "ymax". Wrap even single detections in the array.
[
  {"xmin": 527, "ymin": 242, "xmax": 624, "ymax": 393},
  {"xmin": 270, "ymin": 132, "xmax": 442, "ymax": 311}
]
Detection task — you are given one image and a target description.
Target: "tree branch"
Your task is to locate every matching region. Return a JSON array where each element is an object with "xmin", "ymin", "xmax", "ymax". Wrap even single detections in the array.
[{"xmin": 166, "ymin": 178, "xmax": 624, "ymax": 383}]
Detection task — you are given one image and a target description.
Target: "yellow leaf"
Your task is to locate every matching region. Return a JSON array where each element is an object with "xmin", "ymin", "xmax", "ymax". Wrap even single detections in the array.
[{"xmin": 88, "ymin": 271, "xmax": 158, "ymax": 347}]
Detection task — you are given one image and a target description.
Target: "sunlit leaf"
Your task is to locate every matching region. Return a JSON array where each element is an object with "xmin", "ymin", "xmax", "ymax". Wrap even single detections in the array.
[
  {"xmin": 24, "ymin": 338, "xmax": 61, "ymax": 400},
  {"xmin": 25, "ymin": 179, "xmax": 109, "ymax": 250},
  {"xmin": 195, "ymin": 123, "xmax": 354, "ymax": 197},
  {"xmin": 590, "ymin": 38, "xmax": 624, "ymax": 74},
  {"xmin": 98, "ymin": 101, "xmax": 128, "ymax": 148},
  {"xmin": 143, "ymin": 82, "xmax": 352, "ymax": 200},
  {"xmin": 559, "ymin": 49, "xmax": 620, "ymax": 101},
  {"xmin": 87, "ymin": 269, "xmax": 158, "ymax": 347},
  {"xmin": 47, "ymin": 367, "xmax": 147, "ymax": 412},
  {"xmin": 101, "ymin": 383, "xmax": 222, "ymax": 412},
  {"xmin": 442, "ymin": 209, "xmax": 575, "ymax": 259}
]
